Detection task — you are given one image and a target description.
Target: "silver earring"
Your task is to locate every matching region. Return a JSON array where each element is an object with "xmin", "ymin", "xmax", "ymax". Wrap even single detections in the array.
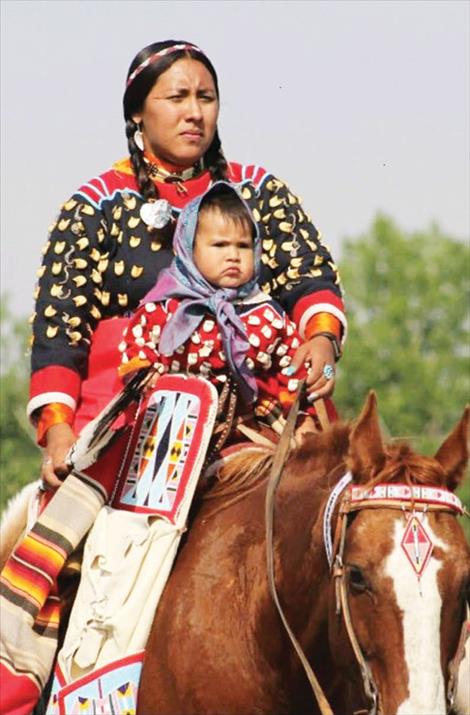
[{"xmin": 134, "ymin": 126, "xmax": 144, "ymax": 151}]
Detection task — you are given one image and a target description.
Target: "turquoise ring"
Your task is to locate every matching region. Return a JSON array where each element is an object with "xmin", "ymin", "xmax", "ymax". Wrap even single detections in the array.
[{"xmin": 323, "ymin": 364, "xmax": 335, "ymax": 380}]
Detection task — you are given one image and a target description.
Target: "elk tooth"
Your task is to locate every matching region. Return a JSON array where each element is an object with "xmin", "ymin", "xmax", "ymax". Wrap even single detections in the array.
[
  {"xmin": 46, "ymin": 325, "xmax": 59, "ymax": 338},
  {"xmin": 73, "ymin": 295, "xmax": 87, "ymax": 307},
  {"xmin": 44, "ymin": 305, "xmax": 57, "ymax": 318},
  {"xmin": 131, "ymin": 265, "xmax": 143, "ymax": 278}
]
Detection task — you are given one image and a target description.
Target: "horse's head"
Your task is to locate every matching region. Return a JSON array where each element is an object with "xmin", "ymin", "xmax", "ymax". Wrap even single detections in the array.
[{"xmin": 329, "ymin": 393, "xmax": 469, "ymax": 715}]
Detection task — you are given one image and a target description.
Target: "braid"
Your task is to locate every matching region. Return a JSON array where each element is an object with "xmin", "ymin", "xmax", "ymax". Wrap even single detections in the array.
[
  {"xmin": 125, "ymin": 119, "xmax": 175, "ymax": 245},
  {"xmin": 204, "ymin": 130, "xmax": 228, "ymax": 182},
  {"xmin": 125, "ymin": 119, "xmax": 159, "ymax": 202}
]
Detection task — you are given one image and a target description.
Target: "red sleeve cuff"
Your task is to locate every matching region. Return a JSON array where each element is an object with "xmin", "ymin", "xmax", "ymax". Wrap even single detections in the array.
[
  {"xmin": 291, "ymin": 290, "xmax": 347, "ymax": 343},
  {"xmin": 28, "ymin": 366, "xmax": 81, "ymax": 419}
]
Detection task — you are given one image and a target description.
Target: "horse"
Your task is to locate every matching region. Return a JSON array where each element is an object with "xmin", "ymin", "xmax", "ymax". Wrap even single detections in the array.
[{"xmin": 137, "ymin": 393, "xmax": 470, "ymax": 715}]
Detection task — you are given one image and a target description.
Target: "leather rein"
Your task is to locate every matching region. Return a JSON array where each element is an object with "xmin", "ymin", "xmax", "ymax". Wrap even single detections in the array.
[{"xmin": 265, "ymin": 385, "xmax": 468, "ymax": 715}]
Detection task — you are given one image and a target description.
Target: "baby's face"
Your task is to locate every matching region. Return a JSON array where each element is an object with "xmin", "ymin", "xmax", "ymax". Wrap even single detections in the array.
[{"xmin": 193, "ymin": 208, "xmax": 255, "ymax": 289}]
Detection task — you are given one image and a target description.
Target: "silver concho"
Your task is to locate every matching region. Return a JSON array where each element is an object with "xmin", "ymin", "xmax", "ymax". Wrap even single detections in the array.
[{"xmin": 140, "ymin": 199, "xmax": 172, "ymax": 229}]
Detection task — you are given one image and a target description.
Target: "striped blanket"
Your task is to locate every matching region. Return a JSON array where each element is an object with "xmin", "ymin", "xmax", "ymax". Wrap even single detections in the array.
[{"xmin": 0, "ymin": 471, "xmax": 108, "ymax": 715}]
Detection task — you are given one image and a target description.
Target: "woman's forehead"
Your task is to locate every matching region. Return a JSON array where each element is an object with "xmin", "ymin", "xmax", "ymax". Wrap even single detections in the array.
[{"xmin": 152, "ymin": 58, "xmax": 217, "ymax": 91}]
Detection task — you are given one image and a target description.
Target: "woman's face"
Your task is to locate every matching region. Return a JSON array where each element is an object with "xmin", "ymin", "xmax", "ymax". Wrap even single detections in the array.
[{"xmin": 133, "ymin": 58, "xmax": 219, "ymax": 168}]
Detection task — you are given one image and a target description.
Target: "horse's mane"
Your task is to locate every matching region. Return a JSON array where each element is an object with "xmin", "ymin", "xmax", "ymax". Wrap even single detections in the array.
[
  {"xmin": 205, "ymin": 422, "xmax": 352, "ymax": 508},
  {"xmin": 359, "ymin": 441, "xmax": 447, "ymax": 490},
  {"xmin": 204, "ymin": 445, "xmax": 275, "ymax": 505},
  {"xmin": 205, "ymin": 422, "xmax": 447, "ymax": 512}
]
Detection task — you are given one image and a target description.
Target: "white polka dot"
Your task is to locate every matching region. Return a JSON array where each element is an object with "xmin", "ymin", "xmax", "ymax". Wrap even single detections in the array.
[
  {"xmin": 256, "ymin": 351, "xmax": 272, "ymax": 369},
  {"xmin": 266, "ymin": 340, "xmax": 279, "ymax": 354},
  {"xmin": 199, "ymin": 344, "xmax": 213, "ymax": 358},
  {"xmin": 203, "ymin": 319, "xmax": 215, "ymax": 332},
  {"xmin": 199, "ymin": 361, "xmax": 211, "ymax": 375}
]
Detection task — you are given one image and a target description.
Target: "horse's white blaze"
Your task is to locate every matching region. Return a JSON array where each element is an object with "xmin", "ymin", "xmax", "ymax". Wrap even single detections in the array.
[
  {"xmin": 454, "ymin": 606, "xmax": 470, "ymax": 715},
  {"xmin": 384, "ymin": 516, "xmax": 448, "ymax": 715}
]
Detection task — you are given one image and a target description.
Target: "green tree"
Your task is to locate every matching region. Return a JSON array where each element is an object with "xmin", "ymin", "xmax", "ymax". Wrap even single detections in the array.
[
  {"xmin": 0, "ymin": 299, "xmax": 40, "ymax": 511},
  {"xmin": 335, "ymin": 215, "xmax": 469, "ymax": 437}
]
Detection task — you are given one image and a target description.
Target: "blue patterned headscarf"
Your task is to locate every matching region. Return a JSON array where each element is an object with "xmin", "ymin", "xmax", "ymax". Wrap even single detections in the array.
[{"xmin": 142, "ymin": 181, "xmax": 261, "ymax": 403}]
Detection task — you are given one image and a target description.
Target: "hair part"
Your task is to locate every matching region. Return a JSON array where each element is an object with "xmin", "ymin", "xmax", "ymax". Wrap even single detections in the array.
[
  {"xmin": 197, "ymin": 185, "xmax": 256, "ymax": 239},
  {"xmin": 123, "ymin": 41, "xmax": 228, "ymax": 228}
]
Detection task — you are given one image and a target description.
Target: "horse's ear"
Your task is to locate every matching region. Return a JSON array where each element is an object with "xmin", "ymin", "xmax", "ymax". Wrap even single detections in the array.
[
  {"xmin": 434, "ymin": 406, "xmax": 469, "ymax": 491},
  {"xmin": 348, "ymin": 391, "xmax": 386, "ymax": 483}
]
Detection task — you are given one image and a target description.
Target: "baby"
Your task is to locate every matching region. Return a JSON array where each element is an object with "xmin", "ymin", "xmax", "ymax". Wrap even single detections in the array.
[{"xmin": 119, "ymin": 182, "xmax": 318, "ymax": 429}]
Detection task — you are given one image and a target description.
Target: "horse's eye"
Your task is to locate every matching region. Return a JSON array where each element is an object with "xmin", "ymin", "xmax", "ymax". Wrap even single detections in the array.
[{"xmin": 348, "ymin": 565, "xmax": 368, "ymax": 594}]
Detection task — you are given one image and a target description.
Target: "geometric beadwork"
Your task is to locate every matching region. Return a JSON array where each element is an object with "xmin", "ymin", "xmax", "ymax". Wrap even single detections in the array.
[
  {"xmin": 400, "ymin": 515, "xmax": 434, "ymax": 577},
  {"xmin": 48, "ymin": 652, "xmax": 143, "ymax": 715},
  {"xmin": 112, "ymin": 374, "xmax": 218, "ymax": 526}
]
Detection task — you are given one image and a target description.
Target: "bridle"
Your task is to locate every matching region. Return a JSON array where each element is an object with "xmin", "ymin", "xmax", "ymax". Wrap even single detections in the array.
[
  {"xmin": 265, "ymin": 386, "xmax": 468, "ymax": 715},
  {"xmin": 326, "ymin": 481, "xmax": 466, "ymax": 715}
]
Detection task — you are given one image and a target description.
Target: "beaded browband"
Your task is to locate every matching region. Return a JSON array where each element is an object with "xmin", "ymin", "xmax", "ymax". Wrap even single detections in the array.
[
  {"xmin": 126, "ymin": 43, "xmax": 205, "ymax": 88},
  {"xmin": 323, "ymin": 476, "xmax": 465, "ymax": 568},
  {"xmin": 348, "ymin": 483, "xmax": 464, "ymax": 514}
]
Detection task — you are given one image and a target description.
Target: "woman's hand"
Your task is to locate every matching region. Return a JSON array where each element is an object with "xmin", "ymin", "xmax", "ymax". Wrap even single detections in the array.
[
  {"xmin": 289, "ymin": 335, "xmax": 336, "ymax": 401},
  {"xmin": 41, "ymin": 423, "xmax": 77, "ymax": 489}
]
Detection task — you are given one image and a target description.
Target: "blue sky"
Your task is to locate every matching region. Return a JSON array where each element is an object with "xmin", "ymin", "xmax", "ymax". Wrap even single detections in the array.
[{"xmin": 1, "ymin": 0, "xmax": 469, "ymax": 316}]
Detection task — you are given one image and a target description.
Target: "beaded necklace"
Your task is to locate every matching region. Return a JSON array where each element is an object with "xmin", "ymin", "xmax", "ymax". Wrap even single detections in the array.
[{"xmin": 143, "ymin": 152, "xmax": 204, "ymax": 196}]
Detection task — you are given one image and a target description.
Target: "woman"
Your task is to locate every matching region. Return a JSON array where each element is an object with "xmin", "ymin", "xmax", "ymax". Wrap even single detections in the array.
[
  {"xmin": 30, "ymin": 39, "xmax": 345, "ymax": 490},
  {"xmin": 1, "ymin": 40, "xmax": 346, "ymax": 715}
]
